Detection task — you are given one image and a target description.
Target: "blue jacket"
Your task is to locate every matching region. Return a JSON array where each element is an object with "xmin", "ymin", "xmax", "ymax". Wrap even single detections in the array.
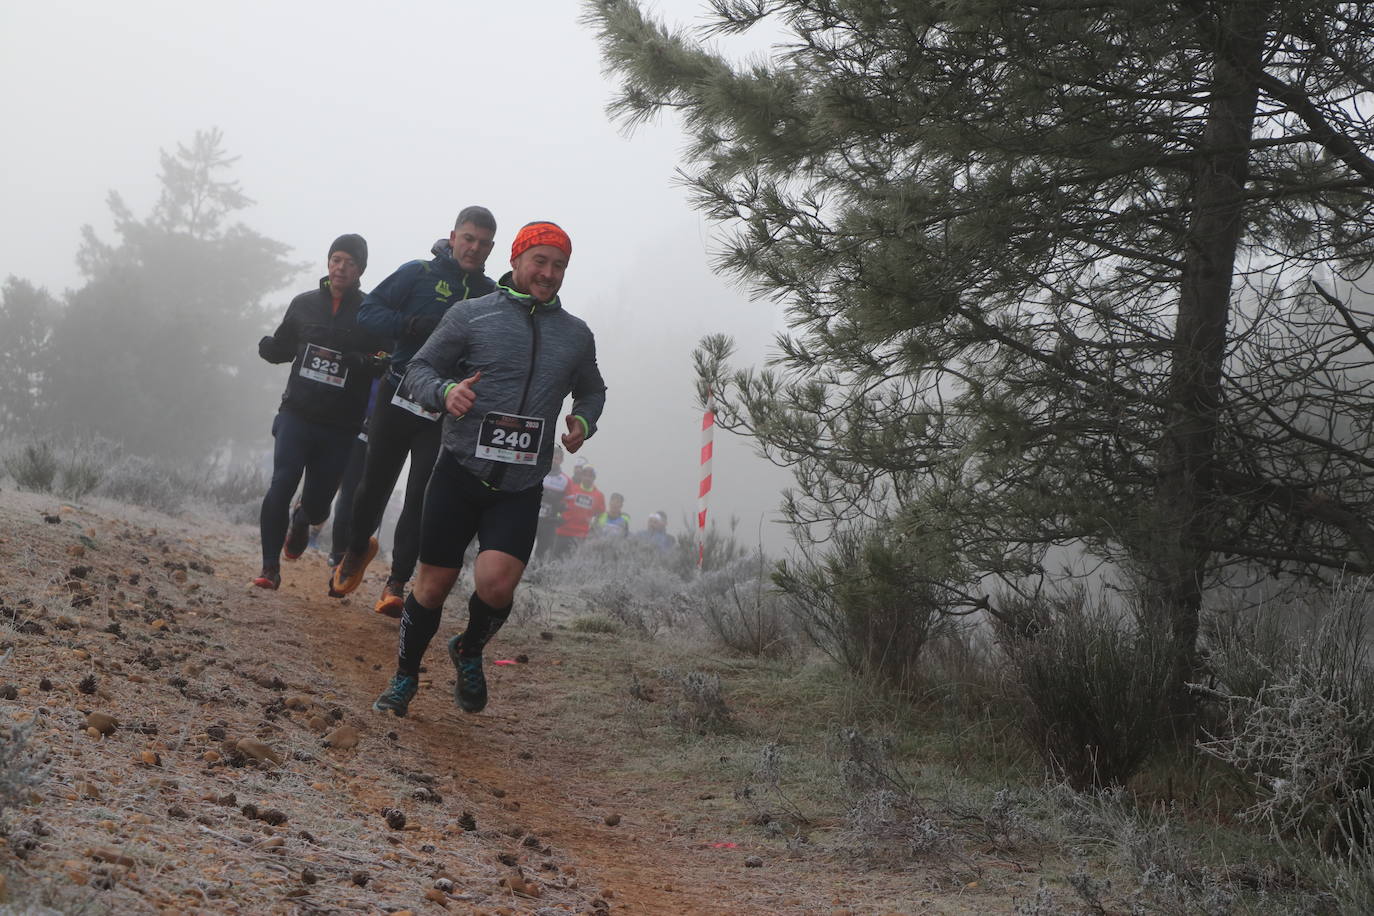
[
  {"xmin": 404, "ymin": 274, "xmax": 607, "ymax": 492},
  {"xmin": 357, "ymin": 239, "xmax": 496, "ymax": 383}
]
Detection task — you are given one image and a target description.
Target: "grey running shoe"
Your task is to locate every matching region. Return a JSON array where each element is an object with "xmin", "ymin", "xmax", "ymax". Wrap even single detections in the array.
[
  {"xmin": 448, "ymin": 635, "xmax": 487, "ymax": 713},
  {"xmin": 372, "ymin": 673, "xmax": 419, "ymax": 717}
]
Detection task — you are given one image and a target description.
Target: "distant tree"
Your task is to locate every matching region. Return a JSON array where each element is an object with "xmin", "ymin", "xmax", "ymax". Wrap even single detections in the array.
[
  {"xmin": 587, "ymin": 1, "xmax": 1374, "ymax": 697},
  {"xmin": 46, "ymin": 128, "xmax": 301, "ymax": 461},
  {"xmin": 0, "ymin": 276, "xmax": 57, "ymax": 434}
]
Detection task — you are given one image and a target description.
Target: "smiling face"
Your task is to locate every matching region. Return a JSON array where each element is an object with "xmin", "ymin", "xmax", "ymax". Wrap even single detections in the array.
[
  {"xmin": 449, "ymin": 221, "xmax": 496, "ymax": 273},
  {"xmin": 510, "ymin": 244, "xmax": 568, "ymax": 304},
  {"xmin": 327, "ymin": 251, "xmax": 362, "ymax": 292}
]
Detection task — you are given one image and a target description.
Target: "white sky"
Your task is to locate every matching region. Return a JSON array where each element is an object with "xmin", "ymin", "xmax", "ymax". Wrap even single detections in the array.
[{"xmin": 0, "ymin": 0, "xmax": 797, "ymax": 552}]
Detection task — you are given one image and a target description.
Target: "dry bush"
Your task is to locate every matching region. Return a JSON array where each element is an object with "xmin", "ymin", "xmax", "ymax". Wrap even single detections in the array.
[
  {"xmin": 775, "ymin": 526, "xmax": 955, "ymax": 693},
  {"xmin": 826, "ymin": 726, "xmax": 969, "ymax": 869},
  {"xmin": 96, "ymin": 453, "xmax": 189, "ymax": 515},
  {"xmin": 996, "ymin": 589, "xmax": 1174, "ymax": 790},
  {"xmin": 3, "ymin": 440, "xmax": 57, "ymax": 492},
  {"xmin": 529, "ymin": 536, "xmax": 687, "ymax": 635},
  {"xmin": 734, "ymin": 743, "xmax": 811, "ymax": 839},
  {"xmin": 1197, "ymin": 579, "xmax": 1374, "ymax": 855},
  {"xmin": 0, "ymin": 709, "xmax": 47, "ymax": 824},
  {"xmin": 686, "ymin": 549, "xmax": 791, "ymax": 658},
  {"xmin": 659, "ymin": 667, "xmax": 733, "ymax": 734}
]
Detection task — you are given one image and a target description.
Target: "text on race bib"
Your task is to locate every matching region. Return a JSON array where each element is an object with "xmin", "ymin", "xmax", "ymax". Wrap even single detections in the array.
[
  {"xmin": 390, "ymin": 389, "xmax": 441, "ymax": 421},
  {"xmin": 300, "ymin": 343, "xmax": 347, "ymax": 388},
  {"xmin": 476, "ymin": 412, "xmax": 544, "ymax": 466}
]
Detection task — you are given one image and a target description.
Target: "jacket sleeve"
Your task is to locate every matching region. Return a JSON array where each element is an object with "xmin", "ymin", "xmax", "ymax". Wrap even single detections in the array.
[
  {"xmin": 357, "ymin": 261, "xmax": 424, "ymax": 343},
  {"xmin": 259, "ymin": 298, "xmax": 302, "ymax": 364},
  {"xmin": 404, "ymin": 306, "xmax": 471, "ymax": 412},
  {"xmin": 568, "ymin": 331, "xmax": 607, "ymax": 439}
]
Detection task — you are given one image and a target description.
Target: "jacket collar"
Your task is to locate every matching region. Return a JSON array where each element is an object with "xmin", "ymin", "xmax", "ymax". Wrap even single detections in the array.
[
  {"xmin": 496, "ymin": 271, "xmax": 561, "ymax": 311},
  {"xmin": 430, "ymin": 238, "xmax": 491, "ymax": 287}
]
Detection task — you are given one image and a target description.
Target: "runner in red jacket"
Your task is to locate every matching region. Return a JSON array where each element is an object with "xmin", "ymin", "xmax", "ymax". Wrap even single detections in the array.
[{"xmin": 552, "ymin": 465, "xmax": 605, "ymax": 558}]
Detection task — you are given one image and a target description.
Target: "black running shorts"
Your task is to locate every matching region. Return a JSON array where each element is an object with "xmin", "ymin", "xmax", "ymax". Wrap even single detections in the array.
[{"xmin": 419, "ymin": 449, "xmax": 542, "ymax": 567}]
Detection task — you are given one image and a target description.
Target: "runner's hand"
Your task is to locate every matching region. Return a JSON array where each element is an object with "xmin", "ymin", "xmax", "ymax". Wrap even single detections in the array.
[
  {"xmin": 445, "ymin": 371, "xmax": 481, "ymax": 417},
  {"xmin": 560, "ymin": 414, "xmax": 586, "ymax": 453}
]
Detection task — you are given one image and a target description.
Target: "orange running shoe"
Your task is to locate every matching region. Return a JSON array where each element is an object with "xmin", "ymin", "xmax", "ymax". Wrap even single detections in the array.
[
  {"xmin": 329, "ymin": 537, "xmax": 378, "ymax": 596},
  {"xmin": 374, "ymin": 578, "xmax": 406, "ymax": 618}
]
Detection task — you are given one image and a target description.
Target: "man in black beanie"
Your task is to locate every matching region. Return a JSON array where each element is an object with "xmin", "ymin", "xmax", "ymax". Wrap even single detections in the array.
[{"xmin": 252, "ymin": 234, "xmax": 386, "ymax": 590}]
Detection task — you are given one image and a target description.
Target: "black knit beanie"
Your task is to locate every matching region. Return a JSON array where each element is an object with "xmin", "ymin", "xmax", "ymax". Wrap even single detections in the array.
[{"xmin": 328, "ymin": 233, "xmax": 368, "ymax": 273}]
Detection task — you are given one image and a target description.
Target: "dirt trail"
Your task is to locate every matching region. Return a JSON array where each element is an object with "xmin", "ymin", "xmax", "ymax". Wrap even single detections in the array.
[{"xmin": 0, "ymin": 490, "xmax": 1012, "ymax": 914}]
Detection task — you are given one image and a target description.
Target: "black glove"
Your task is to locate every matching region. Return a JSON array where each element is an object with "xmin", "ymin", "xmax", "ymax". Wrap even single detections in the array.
[
  {"xmin": 339, "ymin": 351, "xmax": 367, "ymax": 371},
  {"xmin": 258, "ymin": 335, "xmax": 291, "ymax": 363},
  {"xmin": 405, "ymin": 312, "xmax": 441, "ymax": 338}
]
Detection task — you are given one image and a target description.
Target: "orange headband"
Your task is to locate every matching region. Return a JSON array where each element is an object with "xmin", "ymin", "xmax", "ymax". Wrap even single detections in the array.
[{"xmin": 511, "ymin": 221, "xmax": 571, "ymax": 261}]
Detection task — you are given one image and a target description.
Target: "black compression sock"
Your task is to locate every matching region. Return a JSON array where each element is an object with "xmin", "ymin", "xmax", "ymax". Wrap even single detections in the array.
[
  {"xmin": 397, "ymin": 593, "xmax": 442, "ymax": 677},
  {"xmin": 459, "ymin": 592, "xmax": 512, "ymax": 657}
]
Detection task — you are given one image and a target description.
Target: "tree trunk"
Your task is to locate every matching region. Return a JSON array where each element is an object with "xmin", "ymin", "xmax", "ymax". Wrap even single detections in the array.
[{"xmin": 1153, "ymin": 0, "xmax": 1271, "ymax": 709}]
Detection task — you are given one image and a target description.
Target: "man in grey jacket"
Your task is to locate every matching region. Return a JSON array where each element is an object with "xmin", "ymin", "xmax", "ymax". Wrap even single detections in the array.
[{"xmin": 373, "ymin": 220, "xmax": 606, "ymax": 717}]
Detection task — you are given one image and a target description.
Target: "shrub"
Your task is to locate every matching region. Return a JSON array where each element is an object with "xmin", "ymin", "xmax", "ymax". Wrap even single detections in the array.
[
  {"xmin": 775, "ymin": 526, "xmax": 954, "ymax": 693},
  {"xmin": 1197, "ymin": 579, "xmax": 1374, "ymax": 854},
  {"xmin": 827, "ymin": 726, "xmax": 960, "ymax": 865},
  {"xmin": 661, "ymin": 667, "xmax": 733, "ymax": 734},
  {"xmin": 96, "ymin": 454, "xmax": 188, "ymax": 515},
  {"xmin": 734, "ymin": 743, "xmax": 810, "ymax": 836},
  {"xmin": 997, "ymin": 589, "xmax": 1174, "ymax": 790},
  {"xmin": 3, "ymin": 441, "xmax": 57, "ymax": 492},
  {"xmin": 0, "ymin": 721, "xmax": 47, "ymax": 821},
  {"xmin": 687, "ymin": 549, "xmax": 790, "ymax": 658},
  {"xmin": 670, "ymin": 515, "xmax": 751, "ymax": 577},
  {"xmin": 57, "ymin": 443, "xmax": 105, "ymax": 500},
  {"xmin": 570, "ymin": 614, "xmax": 621, "ymax": 635}
]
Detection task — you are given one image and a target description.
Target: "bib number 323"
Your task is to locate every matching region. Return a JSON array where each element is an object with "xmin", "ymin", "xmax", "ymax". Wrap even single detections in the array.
[
  {"xmin": 299, "ymin": 343, "xmax": 347, "ymax": 388},
  {"xmin": 476, "ymin": 412, "xmax": 544, "ymax": 466}
]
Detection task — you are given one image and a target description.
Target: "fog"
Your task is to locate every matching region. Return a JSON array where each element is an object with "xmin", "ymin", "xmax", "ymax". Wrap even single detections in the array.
[{"xmin": 0, "ymin": 0, "xmax": 795, "ymax": 552}]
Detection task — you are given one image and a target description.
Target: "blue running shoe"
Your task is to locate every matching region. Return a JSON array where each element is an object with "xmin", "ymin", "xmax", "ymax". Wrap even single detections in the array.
[
  {"xmin": 373, "ymin": 673, "xmax": 419, "ymax": 717},
  {"xmin": 448, "ymin": 635, "xmax": 487, "ymax": 713}
]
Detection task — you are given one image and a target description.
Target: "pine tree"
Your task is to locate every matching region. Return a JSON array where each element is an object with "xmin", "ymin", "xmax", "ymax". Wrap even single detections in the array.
[
  {"xmin": 587, "ymin": 0, "xmax": 1374, "ymax": 689},
  {"xmin": 45, "ymin": 128, "xmax": 300, "ymax": 461}
]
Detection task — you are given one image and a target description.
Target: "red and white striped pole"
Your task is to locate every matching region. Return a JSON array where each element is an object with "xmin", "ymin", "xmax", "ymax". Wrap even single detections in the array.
[{"xmin": 697, "ymin": 390, "xmax": 715, "ymax": 569}]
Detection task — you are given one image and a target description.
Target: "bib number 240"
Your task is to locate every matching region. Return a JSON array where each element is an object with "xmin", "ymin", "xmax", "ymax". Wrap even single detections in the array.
[{"xmin": 476, "ymin": 413, "xmax": 544, "ymax": 466}]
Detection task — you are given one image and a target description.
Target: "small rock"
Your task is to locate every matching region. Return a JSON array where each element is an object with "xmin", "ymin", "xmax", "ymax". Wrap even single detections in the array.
[
  {"xmin": 423, "ymin": 888, "xmax": 449, "ymax": 906},
  {"xmin": 87, "ymin": 847, "xmax": 135, "ymax": 867},
  {"xmin": 307, "ymin": 715, "xmax": 329, "ymax": 733},
  {"xmin": 84, "ymin": 711, "xmax": 119, "ymax": 736},
  {"xmin": 603, "ymin": 813, "xmax": 621, "ymax": 827},
  {"xmin": 167, "ymin": 805, "xmax": 189, "ymax": 819},
  {"xmin": 745, "ymin": 856, "xmax": 763, "ymax": 867},
  {"xmin": 322, "ymin": 725, "xmax": 359, "ymax": 750},
  {"xmin": 138, "ymin": 750, "xmax": 162, "ymax": 766},
  {"xmin": 496, "ymin": 852, "xmax": 518, "ymax": 867},
  {"xmin": 350, "ymin": 872, "xmax": 369, "ymax": 887},
  {"xmin": 507, "ymin": 873, "xmax": 542, "ymax": 899},
  {"xmin": 235, "ymin": 738, "xmax": 283, "ymax": 766},
  {"xmin": 382, "ymin": 807, "xmax": 406, "ymax": 830},
  {"xmin": 433, "ymin": 877, "xmax": 454, "ymax": 893},
  {"xmin": 458, "ymin": 811, "xmax": 477, "ymax": 831}
]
